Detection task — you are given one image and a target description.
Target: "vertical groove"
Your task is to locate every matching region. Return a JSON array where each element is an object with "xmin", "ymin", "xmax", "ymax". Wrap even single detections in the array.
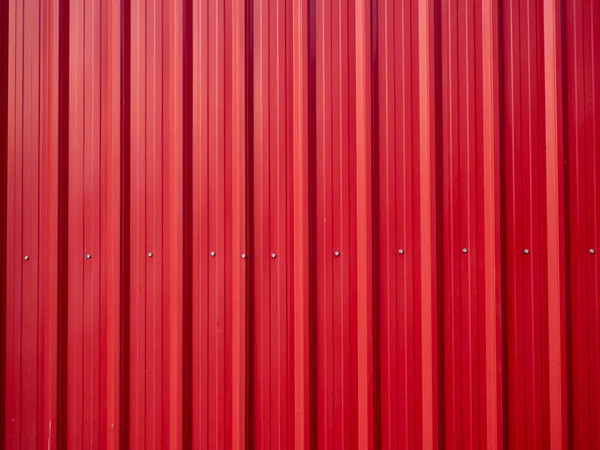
[
  {"xmin": 307, "ymin": 0, "xmax": 318, "ymax": 447},
  {"xmin": 496, "ymin": 0, "xmax": 509, "ymax": 445},
  {"xmin": 181, "ymin": 0, "xmax": 193, "ymax": 447},
  {"xmin": 244, "ymin": 0, "xmax": 255, "ymax": 447},
  {"xmin": 56, "ymin": 0, "xmax": 70, "ymax": 446},
  {"xmin": 370, "ymin": 0, "xmax": 381, "ymax": 447},
  {"xmin": 0, "ymin": 0, "xmax": 8, "ymax": 440},
  {"xmin": 119, "ymin": 0, "xmax": 131, "ymax": 446},
  {"xmin": 433, "ymin": 0, "xmax": 444, "ymax": 446}
]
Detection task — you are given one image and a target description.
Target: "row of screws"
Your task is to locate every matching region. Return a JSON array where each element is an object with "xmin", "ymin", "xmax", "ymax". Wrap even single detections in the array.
[{"xmin": 21, "ymin": 248, "xmax": 600, "ymax": 261}]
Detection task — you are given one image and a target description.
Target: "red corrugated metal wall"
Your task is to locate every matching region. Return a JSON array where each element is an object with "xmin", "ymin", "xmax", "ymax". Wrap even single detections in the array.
[{"xmin": 1, "ymin": 0, "xmax": 599, "ymax": 449}]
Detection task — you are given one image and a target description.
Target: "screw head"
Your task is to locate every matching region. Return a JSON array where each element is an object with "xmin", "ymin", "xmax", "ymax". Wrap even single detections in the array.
[
  {"xmin": 241, "ymin": 253, "xmax": 247, "ymax": 259},
  {"xmin": 334, "ymin": 251, "xmax": 340, "ymax": 257},
  {"xmin": 86, "ymin": 253, "xmax": 92, "ymax": 259},
  {"xmin": 24, "ymin": 255, "xmax": 29, "ymax": 261},
  {"xmin": 271, "ymin": 253, "xmax": 276, "ymax": 259},
  {"xmin": 524, "ymin": 249, "xmax": 530, "ymax": 254},
  {"xmin": 148, "ymin": 252, "xmax": 153, "ymax": 258},
  {"xmin": 398, "ymin": 249, "xmax": 404, "ymax": 255},
  {"xmin": 210, "ymin": 251, "xmax": 216, "ymax": 257},
  {"xmin": 591, "ymin": 249, "xmax": 596, "ymax": 255},
  {"xmin": 462, "ymin": 248, "xmax": 468, "ymax": 254}
]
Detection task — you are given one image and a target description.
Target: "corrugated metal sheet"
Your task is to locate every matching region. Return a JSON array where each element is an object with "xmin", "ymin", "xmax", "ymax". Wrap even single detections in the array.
[{"xmin": 1, "ymin": 0, "xmax": 599, "ymax": 449}]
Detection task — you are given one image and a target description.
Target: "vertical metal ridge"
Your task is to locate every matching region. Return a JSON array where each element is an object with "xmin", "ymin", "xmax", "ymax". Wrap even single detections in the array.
[
  {"xmin": 565, "ymin": 1, "xmax": 586, "ymax": 448},
  {"xmin": 128, "ymin": 0, "xmax": 147, "ymax": 446},
  {"xmin": 231, "ymin": 0, "xmax": 247, "ymax": 446},
  {"xmin": 104, "ymin": 1, "xmax": 122, "ymax": 448},
  {"xmin": 251, "ymin": 0, "xmax": 268, "ymax": 445},
  {"xmin": 355, "ymin": 0, "xmax": 374, "ymax": 447},
  {"xmin": 315, "ymin": 0, "xmax": 333, "ymax": 446},
  {"xmin": 67, "ymin": 0, "xmax": 84, "ymax": 445},
  {"xmin": 376, "ymin": 0, "xmax": 397, "ymax": 448},
  {"xmin": 224, "ymin": 2, "xmax": 234, "ymax": 448},
  {"xmin": 269, "ymin": 0, "xmax": 291, "ymax": 445},
  {"xmin": 40, "ymin": 0, "xmax": 60, "ymax": 447},
  {"xmin": 399, "ymin": 1, "xmax": 417, "ymax": 447},
  {"xmin": 543, "ymin": 0, "xmax": 569, "ymax": 448},
  {"xmin": 338, "ymin": 0, "xmax": 353, "ymax": 445},
  {"xmin": 417, "ymin": 0, "xmax": 439, "ymax": 448},
  {"xmin": 206, "ymin": 0, "xmax": 225, "ymax": 446},
  {"xmin": 191, "ymin": 0, "xmax": 208, "ymax": 446},
  {"xmin": 292, "ymin": 0, "xmax": 311, "ymax": 446},
  {"xmin": 165, "ymin": 0, "xmax": 184, "ymax": 447},
  {"xmin": 142, "ymin": 1, "xmax": 160, "ymax": 444},
  {"xmin": 22, "ymin": 1, "xmax": 42, "ymax": 448},
  {"xmin": 481, "ymin": 0, "xmax": 504, "ymax": 448}
]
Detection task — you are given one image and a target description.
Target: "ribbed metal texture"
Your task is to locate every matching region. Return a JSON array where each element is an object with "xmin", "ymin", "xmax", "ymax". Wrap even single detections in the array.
[{"xmin": 1, "ymin": 0, "xmax": 599, "ymax": 449}]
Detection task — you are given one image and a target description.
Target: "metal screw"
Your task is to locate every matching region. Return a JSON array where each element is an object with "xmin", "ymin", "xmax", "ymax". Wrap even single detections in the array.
[
  {"xmin": 524, "ymin": 249, "xmax": 530, "ymax": 254},
  {"xmin": 591, "ymin": 249, "xmax": 596, "ymax": 255},
  {"xmin": 24, "ymin": 255, "xmax": 29, "ymax": 261},
  {"xmin": 241, "ymin": 253, "xmax": 247, "ymax": 259},
  {"xmin": 398, "ymin": 249, "xmax": 404, "ymax": 255},
  {"xmin": 271, "ymin": 253, "xmax": 276, "ymax": 259},
  {"xmin": 210, "ymin": 251, "xmax": 216, "ymax": 257},
  {"xmin": 462, "ymin": 248, "xmax": 468, "ymax": 254},
  {"xmin": 148, "ymin": 252, "xmax": 153, "ymax": 258},
  {"xmin": 86, "ymin": 254, "xmax": 92, "ymax": 259},
  {"xmin": 334, "ymin": 251, "xmax": 340, "ymax": 257}
]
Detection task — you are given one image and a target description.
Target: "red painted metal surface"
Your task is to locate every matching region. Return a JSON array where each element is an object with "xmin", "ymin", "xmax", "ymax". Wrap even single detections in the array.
[{"xmin": 1, "ymin": 1, "xmax": 599, "ymax": 449}]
